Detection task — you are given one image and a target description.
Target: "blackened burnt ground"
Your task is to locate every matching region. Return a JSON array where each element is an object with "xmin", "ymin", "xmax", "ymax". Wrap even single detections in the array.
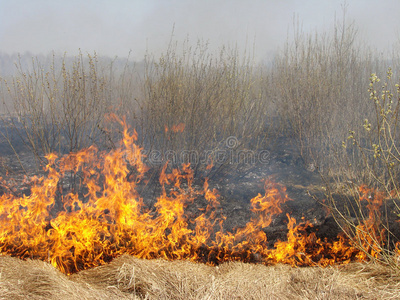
[{"xmin": 0, "ymin": 135, "xmax": 399, "ymax": 249}]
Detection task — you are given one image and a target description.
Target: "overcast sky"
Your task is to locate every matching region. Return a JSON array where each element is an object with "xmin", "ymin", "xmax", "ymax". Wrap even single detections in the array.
[{"xmin": 0, "ymin": 0, "xmax": 399, "ymax": 61}]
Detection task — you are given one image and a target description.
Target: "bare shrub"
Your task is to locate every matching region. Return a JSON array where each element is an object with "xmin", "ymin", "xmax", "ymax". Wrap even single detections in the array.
[
  {"xmin": 126, "ymin": 40, "xmax": 270, "ymax": 178},
  {"xmin": 0, "ymin": 52, "xmax": 112, "ymax": 171},
  {"xmin": 325, "ymin": 70, "xmax": 400, "ymax": 268},
  {"xmin": 266, "ymin": 12, "xmax": 379, "ymax": 172}
]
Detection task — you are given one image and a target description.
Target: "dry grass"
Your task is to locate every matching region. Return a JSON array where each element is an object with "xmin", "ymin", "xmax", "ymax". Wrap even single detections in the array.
[{"xmin": 1, "ymin": 254, "xmax": 400, "ymax": 299}]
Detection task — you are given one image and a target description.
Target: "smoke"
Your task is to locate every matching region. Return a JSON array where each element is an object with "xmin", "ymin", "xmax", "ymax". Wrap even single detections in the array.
[{"xmin": 0, "ymin": 0, "xmax": 399, "ymax": 61}]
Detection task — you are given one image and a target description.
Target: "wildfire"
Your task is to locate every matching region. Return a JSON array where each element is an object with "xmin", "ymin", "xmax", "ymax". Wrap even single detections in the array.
[{"xmin": 0, "ymin": 119, "xmax": 393, "ymax": 274}]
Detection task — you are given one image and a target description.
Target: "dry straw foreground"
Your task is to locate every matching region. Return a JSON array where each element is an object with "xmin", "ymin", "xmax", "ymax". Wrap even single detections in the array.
[{"xmin": 1, "ymin": 255, "xmax": 400, "ymax": 299}]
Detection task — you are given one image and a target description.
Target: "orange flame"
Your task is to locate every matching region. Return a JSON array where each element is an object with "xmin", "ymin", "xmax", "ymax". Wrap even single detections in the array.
[
  {"xmin": 353, "ymin": 185, "xmax": 388, "ymax": 259},
  {"xmin": 0, "ymin": 119, "xmax": 390, "ymax": 274},
  {"xmin": 164, "ymin": 123, "xmax": 185, "ymax": 133},
  {"xmin": 171, "ymin": 123, "xmax": 185, "ymax": 133}
]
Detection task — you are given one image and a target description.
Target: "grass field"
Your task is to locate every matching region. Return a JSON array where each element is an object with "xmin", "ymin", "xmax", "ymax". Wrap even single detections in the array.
[
  {"xmin": 2, "ymin": 255, "xmax": 400, "ymax": 300},
  {"xmin": 1, "ymin": 13, "xmax": 400, "ymax": 299}
]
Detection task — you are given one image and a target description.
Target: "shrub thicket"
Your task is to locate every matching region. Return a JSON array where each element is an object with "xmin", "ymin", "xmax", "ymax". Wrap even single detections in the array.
[{"xmin": 0, "ymin": 52, "xmax": 112, "ymax": 171}]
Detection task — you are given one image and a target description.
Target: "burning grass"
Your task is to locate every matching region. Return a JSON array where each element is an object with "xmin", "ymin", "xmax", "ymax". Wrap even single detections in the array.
[{"xmin": 0, "ymin": 117, "xmax": 396, "ymax": 276}]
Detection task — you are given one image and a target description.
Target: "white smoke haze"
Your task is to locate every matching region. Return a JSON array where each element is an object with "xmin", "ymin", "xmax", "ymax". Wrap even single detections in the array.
[{"xmin": 0, "ymin": 0, "xmax": 399, "ymax": 62}]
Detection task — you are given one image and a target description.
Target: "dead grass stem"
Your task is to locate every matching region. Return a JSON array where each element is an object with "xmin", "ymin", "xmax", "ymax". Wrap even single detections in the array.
[{"xmin": 1, "ymin": 255, "xmax": 400, "ymax": 299}]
